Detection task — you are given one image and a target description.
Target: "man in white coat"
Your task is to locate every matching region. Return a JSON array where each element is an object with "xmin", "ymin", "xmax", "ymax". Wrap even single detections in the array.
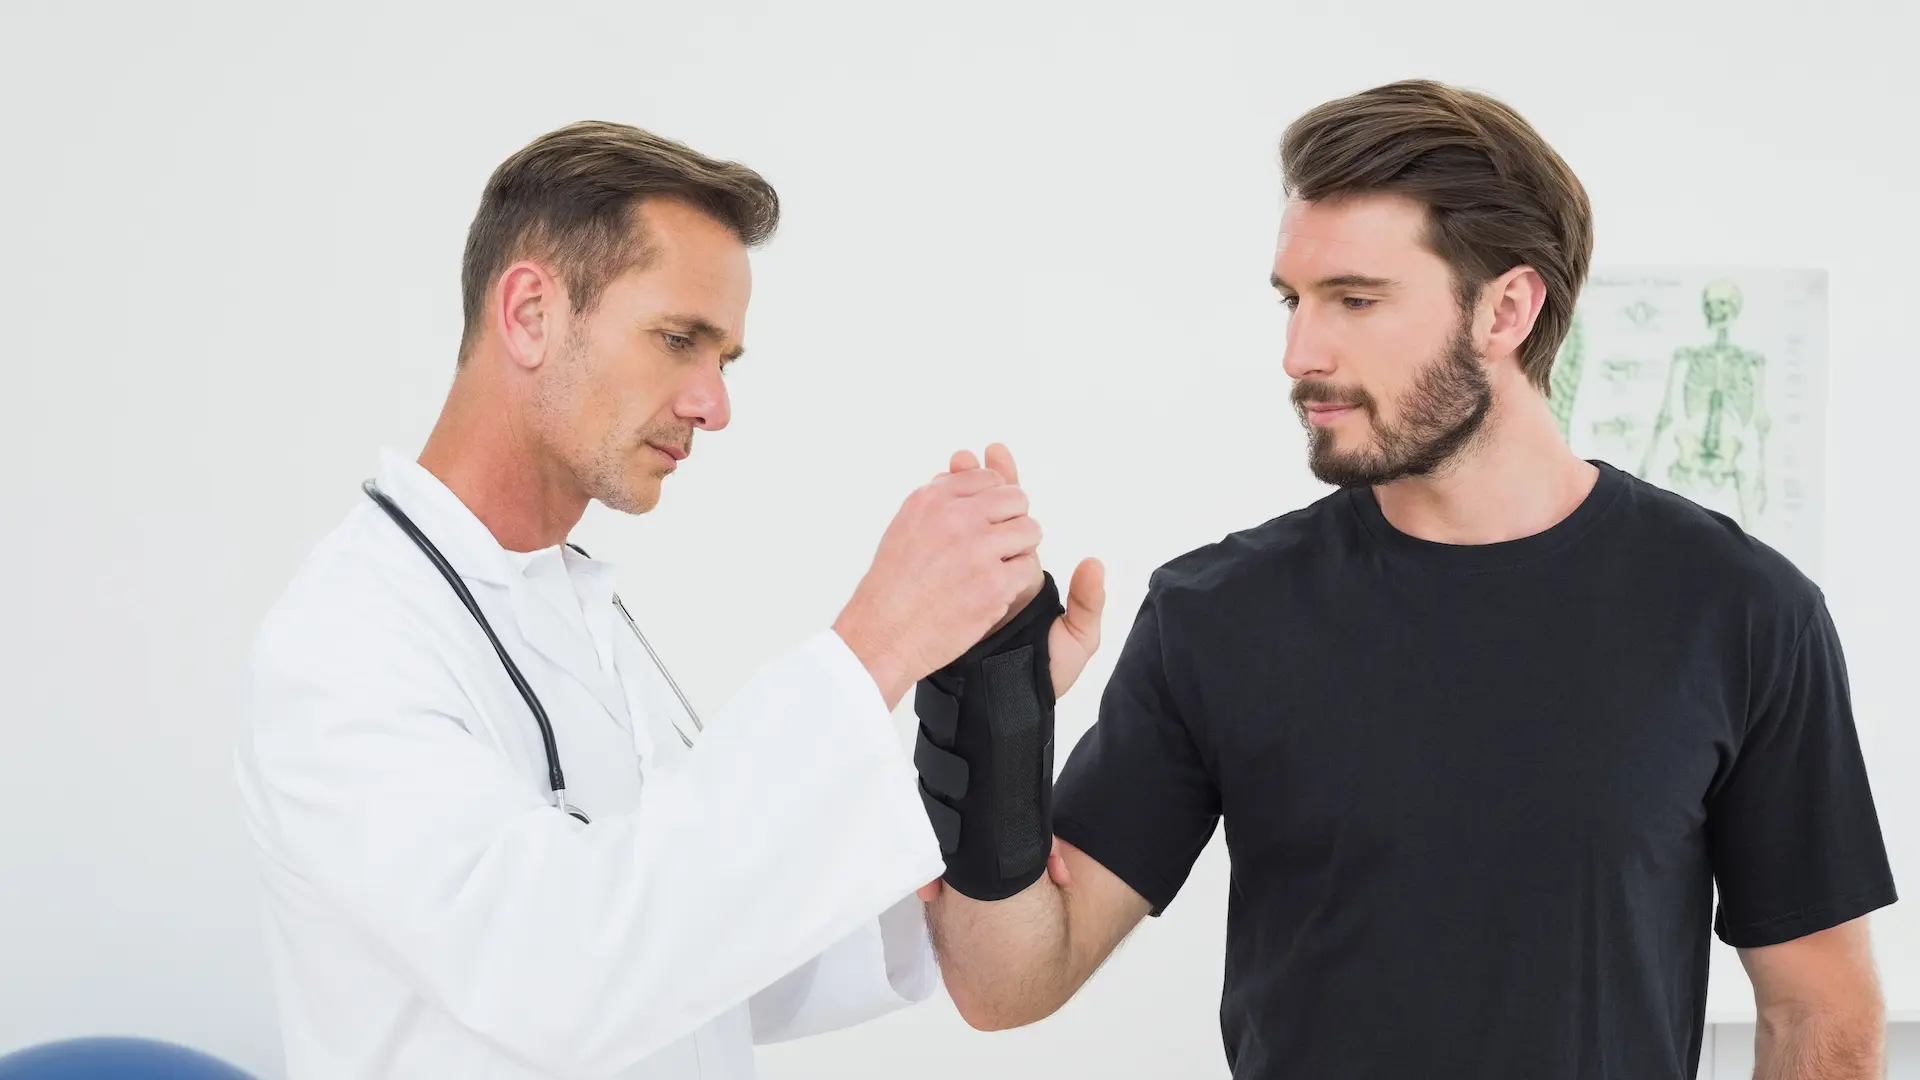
[{"xmin": 233, "ymin": 121, "xmax": 1105, "ymax": 1079}]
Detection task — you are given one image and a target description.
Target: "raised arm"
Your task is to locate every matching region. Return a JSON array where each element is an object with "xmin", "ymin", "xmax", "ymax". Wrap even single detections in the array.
[
  {"xmin": 907, "ymin": 488, "xmax": 1222, "ymax": 1031},
  {"xmin": 912, "ymin": 444, "xmax": 1146, "ymax": 1030},
  {"xmin": 238, "ymin": 610, "xmax": 943, "ymax": 1077},
  {"xmin": 236, "ymin": 464, "xmax": 1046, "ymax": 1075},
  {"xmin": 924, "ymin": 837, "xmax": 1150, "ymax": 1029}
]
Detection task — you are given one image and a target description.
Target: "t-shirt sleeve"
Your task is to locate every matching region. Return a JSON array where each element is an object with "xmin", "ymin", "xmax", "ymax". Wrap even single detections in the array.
[
  {"xmin": 1052, "ymin": 578, "xmax": 1221, "ymax": 916},
  {"xmin": 1708, "ymin": 596, "xmax": 1898, "ymax": 948}
]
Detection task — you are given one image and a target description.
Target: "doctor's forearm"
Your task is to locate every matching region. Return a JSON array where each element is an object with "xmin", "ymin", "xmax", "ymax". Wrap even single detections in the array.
[
  {"xmin": 259, "ymin": 632, "xmax": 944, "ymax": 1077},
  {"xmin": 926, "ymin": 877, "xmax": 1075, "ymax": 1030}
]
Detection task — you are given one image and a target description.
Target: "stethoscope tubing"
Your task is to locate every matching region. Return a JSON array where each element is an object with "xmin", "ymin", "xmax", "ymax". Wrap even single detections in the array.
[{"xmin": 362, "ymin": 480, "xmax": 572, "ymax": 808}]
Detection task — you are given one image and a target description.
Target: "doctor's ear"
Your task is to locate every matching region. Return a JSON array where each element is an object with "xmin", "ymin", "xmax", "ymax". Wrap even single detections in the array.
[{"xmin": 494, "ymin": 261, "xmax": 565, "ymax": 371}]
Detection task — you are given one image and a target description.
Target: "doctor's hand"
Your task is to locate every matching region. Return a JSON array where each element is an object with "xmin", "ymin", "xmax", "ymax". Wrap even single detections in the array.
[
  {"xmin": 834, "ymin": 462, "xmax": 1041, "ymax": 711},
  {"xmin": 948, "ymin": 445, "xmax": 1105, "ymax": 700}
]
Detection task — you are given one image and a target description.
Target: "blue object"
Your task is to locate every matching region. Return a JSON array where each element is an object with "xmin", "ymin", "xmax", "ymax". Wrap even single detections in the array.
[{"xmin": 0, "ymin": 1038, "xmax": 253, "ymax": 1079}]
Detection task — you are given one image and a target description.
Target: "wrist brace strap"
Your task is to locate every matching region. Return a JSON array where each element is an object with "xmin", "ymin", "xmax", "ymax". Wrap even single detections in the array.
[{"xmin": 913, "ymin": 572, "xmax": 1063, "ymax": 901}]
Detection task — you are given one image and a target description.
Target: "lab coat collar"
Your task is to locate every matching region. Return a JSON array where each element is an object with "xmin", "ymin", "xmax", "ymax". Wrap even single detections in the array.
[
  {"xmin": 373, "ymin": 448, "xmax": 636, "ymax": 732},
  {"xmin": 373, "ymin": 448, "xmax": 520, "ymax": 587},
  {"xmin": 501, "ymin": 547, "xmax": 635, "ymax": 733}
]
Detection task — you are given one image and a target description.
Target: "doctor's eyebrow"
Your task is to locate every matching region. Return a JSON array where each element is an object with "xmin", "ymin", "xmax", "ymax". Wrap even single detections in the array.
[
  {"xmin": 1269, "ymin": 272, "xmax": 1400, "ymax": 294},
  {"xmin": 655, "ymin": 314, "xmax": 746, "ymax": 361}
]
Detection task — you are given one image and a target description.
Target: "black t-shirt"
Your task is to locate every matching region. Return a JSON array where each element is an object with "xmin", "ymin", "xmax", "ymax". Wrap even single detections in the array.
[{"xmin": 1052, "ymin": 461, "xmax": 1897, "ymax": 1080}]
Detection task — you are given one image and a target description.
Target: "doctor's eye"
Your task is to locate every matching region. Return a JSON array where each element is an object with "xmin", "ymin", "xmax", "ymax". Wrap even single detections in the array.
[
  {"xmin": 1342, "ymin": 297, "xmax": 1377, "ymax": 311},
  {"xmin": 661, "ymin": 331, "xmax": 694, "ymax": 352},
  {"xmin": 1278, "ymin": 295, "xmax": 1299, "ymax": 311}
]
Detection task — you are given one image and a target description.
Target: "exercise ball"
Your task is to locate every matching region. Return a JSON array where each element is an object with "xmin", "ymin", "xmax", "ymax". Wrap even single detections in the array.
[{"xmin": 0, "ymin": 1037, "xmax": 253, "ymax": 1079}]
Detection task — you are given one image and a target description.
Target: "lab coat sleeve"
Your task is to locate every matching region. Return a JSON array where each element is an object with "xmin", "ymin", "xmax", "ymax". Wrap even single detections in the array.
[
  {"xmin": 237, "ymin": 580, "xmax": 945, "ymax": 1078},
  {"xmin": 747, "ymin": 892, "xmax": 940, "ymax": 1043}
]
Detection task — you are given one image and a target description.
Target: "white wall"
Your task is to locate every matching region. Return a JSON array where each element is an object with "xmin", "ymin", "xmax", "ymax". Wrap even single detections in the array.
[{"xmin": 2, "ymin": 1, "xmax": 1914, "ymax": 1077}]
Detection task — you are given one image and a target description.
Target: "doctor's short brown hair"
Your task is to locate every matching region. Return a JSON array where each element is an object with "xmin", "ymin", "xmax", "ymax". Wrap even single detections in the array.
[
  {"xmin": 1280, "ymin": 80, "xmax": 1593, "ymax": 392},
  {"xmin": 457, "ymin": 121, "xmax": 780, "ymax": 363}
]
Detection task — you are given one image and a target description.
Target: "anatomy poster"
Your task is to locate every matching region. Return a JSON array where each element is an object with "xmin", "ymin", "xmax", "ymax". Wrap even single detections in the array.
[{"xmin": 1548, "ymin": 267, "xmax": 1828, "ymax": 576}]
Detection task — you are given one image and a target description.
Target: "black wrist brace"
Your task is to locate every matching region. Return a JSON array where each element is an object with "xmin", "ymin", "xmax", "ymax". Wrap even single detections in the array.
[{"xmin": 913, "ymin": 572, "xmax": 1064, "ymax": 901}]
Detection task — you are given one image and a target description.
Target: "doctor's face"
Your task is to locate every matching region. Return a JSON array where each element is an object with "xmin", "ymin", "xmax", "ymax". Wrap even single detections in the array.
[
  {"xmin": 539, "ymin": 197, "xmax": 751, "ymax": 515},
  {"xmin": 1274, "ymin": 194, "xmax": 1492, "ymax": 487}
]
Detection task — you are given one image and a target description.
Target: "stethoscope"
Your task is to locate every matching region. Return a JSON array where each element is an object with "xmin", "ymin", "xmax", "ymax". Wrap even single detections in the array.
[{"xmin": 362, "ymin": 480, "xmax": 703, "ymax": 824}]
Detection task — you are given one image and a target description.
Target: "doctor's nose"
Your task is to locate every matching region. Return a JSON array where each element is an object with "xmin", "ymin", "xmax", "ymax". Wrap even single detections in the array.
[{"xmin": 676, "ymin": 366, "xmax": 731, "ymax": 432}]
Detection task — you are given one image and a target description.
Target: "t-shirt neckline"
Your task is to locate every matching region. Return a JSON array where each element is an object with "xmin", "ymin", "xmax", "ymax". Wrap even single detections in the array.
[{"xmin": 1345, "ymin": 459, "xmax": 1625, "ymax": 572}]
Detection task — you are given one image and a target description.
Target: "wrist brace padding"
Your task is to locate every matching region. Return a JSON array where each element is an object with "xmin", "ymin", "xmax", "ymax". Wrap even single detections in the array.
[{"xmin": 912, "ymin": 572, "xmax": 1063, "ymax": 901}]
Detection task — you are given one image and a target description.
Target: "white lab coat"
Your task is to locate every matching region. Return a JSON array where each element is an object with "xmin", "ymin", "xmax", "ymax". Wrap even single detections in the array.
[{"xmin": 234, "ymin": 449, "xmax": 948, "ymax": 1079}]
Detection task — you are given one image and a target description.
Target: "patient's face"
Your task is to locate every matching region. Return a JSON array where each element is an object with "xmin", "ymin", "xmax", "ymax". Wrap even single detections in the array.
[{"xmin": 1272, "ymin": 194, "xmax": 1491, "ymax": 486}]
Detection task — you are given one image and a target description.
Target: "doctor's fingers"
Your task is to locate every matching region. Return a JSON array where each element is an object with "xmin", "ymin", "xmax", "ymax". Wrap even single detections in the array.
[
  {"xmin": 983, "ymin": 514, "xmax": 1043, "ymax": 561},
  {"xmin": 948, "ymin": 444, "xmax": 1020, "ymax": 487},
  {"xmin": 982, "ymin": 443, "xmax": 1020, "ymax": 485},
  {"xmin": 965, "ymin": 483, "xmax": 1030, "ymax": 525},
  {"xmin": 925, "ymin": 466, "xmax": 1008, "ymax": 500}
]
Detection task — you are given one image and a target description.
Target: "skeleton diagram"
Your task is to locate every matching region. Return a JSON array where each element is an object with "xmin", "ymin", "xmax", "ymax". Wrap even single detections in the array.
[{"xmin": 1642, "ymin": 280, "xmax": 1771, "ymax": 524}]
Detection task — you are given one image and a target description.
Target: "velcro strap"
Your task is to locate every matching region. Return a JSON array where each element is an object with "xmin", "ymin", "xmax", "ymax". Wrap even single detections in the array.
[
  {"xmin": 914, "ymin": 679, "xmax": 962, "ymax": 745},
  {"xmin": 918, "ymin": 779, "xmax": 961, "ymax": 854},
  {"xmin": 913, "ymin": 726, "xmax": 970, "ymax": 800}
]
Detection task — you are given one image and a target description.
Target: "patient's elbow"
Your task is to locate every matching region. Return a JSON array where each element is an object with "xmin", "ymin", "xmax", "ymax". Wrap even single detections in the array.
[
  {"xmin": 956, "ymin": 1000, "xmax": 1014, "ymax": 1032},
  {"xmin": 948, "ymin": 983, "xmax": 1051, "ymax": 1032}
]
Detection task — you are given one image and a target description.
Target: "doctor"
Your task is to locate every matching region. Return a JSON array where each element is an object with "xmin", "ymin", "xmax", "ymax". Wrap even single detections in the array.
[{"xmin": 234, "ymin": 120, "xmax": 1103, "ymax": 1079}]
